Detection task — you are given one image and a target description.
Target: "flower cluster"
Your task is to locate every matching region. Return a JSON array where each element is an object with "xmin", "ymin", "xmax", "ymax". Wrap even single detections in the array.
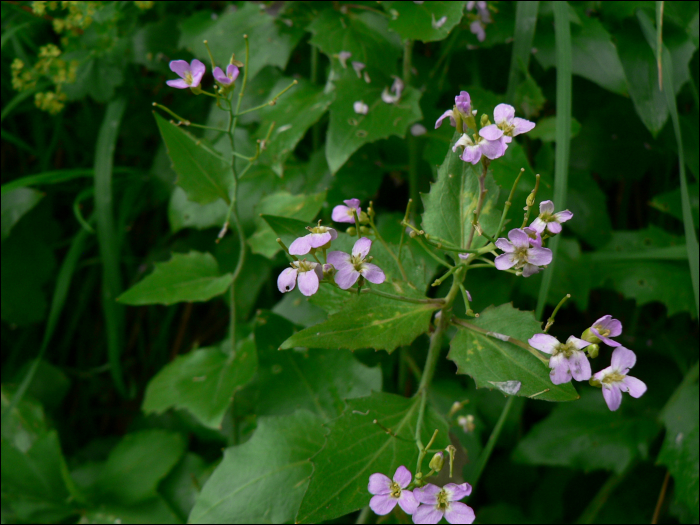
[
  {"xmin": 166, "ymin": 58, "xmax": 240, "ymax": 92},
  {"xmin": 529, "ymin": 315, "xmax": 647, "ymax": 411},
  {"xmin": 368, "ymin": 467, "xmax": 475, "ymax": 524},
  {"xmin": 467, "ymin": 1, "xmax": 492, "ymax": 42},
  {"xmin": 277, "ymin": 199, "xmax": 386, "ymax": 297}
]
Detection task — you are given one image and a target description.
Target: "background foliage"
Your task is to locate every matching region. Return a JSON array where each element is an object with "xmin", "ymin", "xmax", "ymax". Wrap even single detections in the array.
[{"xmin": 1, "ymin": 1, "xmax": 698, "ymax": 523}]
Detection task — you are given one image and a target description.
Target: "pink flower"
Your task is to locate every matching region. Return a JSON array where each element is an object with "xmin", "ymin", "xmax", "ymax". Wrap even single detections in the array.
[
  {"xmin": 166, "ymin": 59, "xmax": 205, "ymax": 89},
  {"xmin": 592, "ymin": 347, "xmax": 647, "ymax": 411},
  {"xmin": 479, "ymin": 103, "xmax": 536, "ymax": 144},
  {"xmin": 494, "ymin": 228, "xmax": 552, "ymax": 277},
  {"xmin": 530, "ymin": 200, "xmax": 573, "ymax": 235},
  {"xmin": 413, "ymin": 483, "xmax": 475, "ymax": 524},
  {"xmin": 289, "ymin": 224, "xmax": 338, "ymax": 256},
  {"xmin": 213, "ymin": 64, "xmax": 239, "ymax": 85},
  {"xmin": 327, "ymin": 237, "xmax": 385, "ymax": 289},
  {"xmin": 587, "ymin": 315, "xmax": 623, "ymax": 347},
  {"xmin": 529, "ymin": 334, "xmax": 592, "ymax": 385},
  {"xmin": 368, "ymin": 466, "xmax": 419, "ymax": 516},
  {"xmin": 332, "ymin": 198, "xmax": 362, "ymax": 224},
  {"xmin": 277, "ymin": 260, "xmax": 323, "ymax": 296},
  {"xmin": 454, "ymin": 132, "xmax": 507, "ymax": 164},
  {"xmin": 435, "ymin": 91, "xmax": 472, "ymax": 130}
]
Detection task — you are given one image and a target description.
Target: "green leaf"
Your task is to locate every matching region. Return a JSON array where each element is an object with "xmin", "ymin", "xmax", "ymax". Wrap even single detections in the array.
[
  {"xmin": 280, "ymin": 292, "xmax": 439, "ymax": 353},
  {"xmin": 177, "ymin": 3, "xmax": 304, "ymax": 82},
  {"xmin": 81, "ymin": 498, "xmax": 182, "ymax": 524},
  {"xmin": 308, "ymin": 10, "xmax": 402, "ymax": 73},
  {"xmin": 1, "ymin": 386, "xmax": 48, "ymax": 453},
  {"xmin": 142, "ymin": 338, "xmax": 257, "ymax": 429},
  {"xmin": 261, "ymin": 215, "xmax": 311, "ymax": 253},
  {"xmin": 160, "ymin": 453, "xmax": 210, "ymax": 522},
  {"xmin": 118, "ymin": 251, "xmax": 233, "ymax": 306},
  {"xmin": 168, "ymin": 187, "xmax": 228, "ymax": 234},
  {"xmin": 254, "ymin": 311, "xmax": 382, "ymax": 420},
  {"xmin": 421, "ymin": 131, "xmax": 501, "ymax": 250},
  {"xmin": 447, "ymin": 304, "xmax": 579, "ymax": 402},
  {"xmin": 1, "ymin": 187, "xmax": 43, "ymax": 240},
  {"xmin": 384, "ymin": 1, "xmax": 466, "ymax": 42},
  {"xmin": 650, "ymin": 183, "xmax": 700, "ymax": 230},
  {"xmin": 189, "ymin": 411, "xmax": 325, "ymax": 524},
  {"xmin": 296, "ymin": 392, "xmax": 450, "ymax": 523},
  {"xmin": 326, "ymin": 73, "xmax": 422, "ymax": 173},
  {"xmin": 528, "ymin": 116, "xmax": 581, "ymax": 142},
  {"xmin": 154, "ymin": 113, "xmax": 232, "ymax": 205},
  {"xmin": 94, "ymin": 430, "xmax": 186, "ymax": 505},
  {"xmin": 658, "ymin": 383, "xmax": 699, "ymax": 521},
  {"xmin": 257, "ymin": 78, "xmax": 334, "ymax": 175},
  {"xmin": 247, "ymin": 191, "xmax": 326, "ymax": 258},
  {"xmin": 514, "ymin": 392, "xmax": 659, "ymax": 473}
]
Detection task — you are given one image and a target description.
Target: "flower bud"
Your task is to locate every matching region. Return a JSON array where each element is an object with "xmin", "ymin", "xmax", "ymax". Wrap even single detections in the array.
[
  {"xmin": 346, "ymin": 227, "xmax": 356, "ymax": 236},
  {"xmin": 429, "ymin": 452, "xmax": 444, "ymax": 473},
  {"xmin": 359, "ymin": 226, "xmax": 371, "ymax": 234},
  {"xmin": 445, "ymin": 444, "xmax": 457, "ymax": 477},
  {"xmin": 589, "ymin": 377, "xmax": 602, "ymax": 388},
  {"xmin": 586, "ymin": 343, "xmax": 599, "ymax": 358},
  {"xmin": 409, "ymin": 230, "xmax": 417, "ymax": 238},
  {"xmin": 480, "ymin": 114, "xmax": 490, "ymax": 127},
  {"xmin": 358, "ymin": 211, "xmax": 370, "ymax": 224},
  {"xmin": 526, "ymin": 191, "xmax": 536, "ymax": 207},
  {"xmin": 580, "ymin": 328, "xmax": 601, "ymax": 344}
]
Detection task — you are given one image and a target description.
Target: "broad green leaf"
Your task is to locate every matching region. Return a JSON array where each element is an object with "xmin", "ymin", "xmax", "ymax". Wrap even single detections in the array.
[
  {"xmin": 257, "ymin": 78, "xmax": 334, "ymax": 175},
  {"xmin": 658, "ymin": 383, "xmax": 699, "ymax": 521},
  {"xmin": 142, "ymin": 338, "xmax": 257, "ymax": 429},
  {"xmin": 326, "ymin": 73, "xmax": 422, "ymax": 173},
  {"xmin": 117, "ymin": 251, "xmax": 233, "ymax": 306},
  {"xmin": 177, "ymin": 3, "xmax": 304, "ymax": 82},
  {"xmin": 649, "ymin": 183, "xmax": 700, "ymax": 230},
  {"xmin": 168, "ymin": 186, "xmax": 228, "ymax": 234},
  {"xmin": 296, "ymin": 392, "xmax": 450, "ymax": 523},
  {"xmin": 308, "ymin": 10, "xmax": 402, "ymax": 73},
  {"xmin": 254, "ymin": 311, "xmax": 381, "ymax": 420},
  {"xmin": 247, "ymin": 191, "xmax": 326, "ymax": 258},
  {"xmin": 1, "ymin": 187, "xmax": 43, "ymax": 240},
  {"xmin": 448, "ymin": 304, "xmax": 579, "ymax": 402},
  {"xmin": 81, "ymin": 497, "xmax": 182, "ymax": 524},
  {"xmin": 189, "ymin": 411, "xmax": 325, "ymax": 524},
  {"xmin": 160, "ymin": 453, "xmax": 210, "ymax": 522},
  {"xmin": 280, "ymin": 291, "xmax": 438, "ymax": 353},
  {"xmin": 154, "ymin": 113, "xmax": 232, "ymax": 205},
  {"xmin": 1, "ymin": 386, "xmax": 48, "ymax": 453},
  {"xmin": 514, "ymin": 392, "xmax": 659, "ymax": 473},
  {"xmin": 421, "ymin": 131, "xmax": 501, "ymax": 250},
  {"xmin": 94, "ymin": 430, "xmax": 186, "ymax": 505},
  {"xmin": 272, "ymin": 289, "xmax": 328, "ymax": 328},
  {"xmin": 617, "ymin": 24, "xmax": 668, "ymax": 136},
  {"xmin": 12, "ymin": 359, "xmax": 71, "ymax": 412},
  {"xmin": 384, "ymin": 1, "xmax": 466, "ymax": 42}
]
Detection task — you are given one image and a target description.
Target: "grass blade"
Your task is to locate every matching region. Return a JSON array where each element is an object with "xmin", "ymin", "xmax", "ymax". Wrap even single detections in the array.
[
  {"xmin": 506, "ymin": 1, "xmax": 540, "ymax": 103},
  {"xmin": 1, "ymin": 167, "xmax": 137, "ymax": 195},
  {"xmin": 535, "ymin": 1, "xmax": 571, "ymax": 321},
  {"xmin": 94, "ymin": 98, "xmax": 128, "ymax": 395}
]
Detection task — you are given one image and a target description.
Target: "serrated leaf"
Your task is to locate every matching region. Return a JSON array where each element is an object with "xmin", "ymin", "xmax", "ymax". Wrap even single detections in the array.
[
  {"xmin": 448, "ymin": 304, "xmax": 579, "ymax": 402},
  {"xmin": 296, "ymin": 392, "xmax": 450, "ymax": 523},
  {"xmin": 326, "ymin": 73, "xmax": 422, "ymax": 173},
  {"xmin": 514, "ymin": 392, "xmax": 659, "ymax": 473},
  {"xmin": 254, "ymin": 311, "xmax": 381, "ymax": 420},
  {"xmin": 118, "ymin": 251, "xmax": 233, "ymax": 306},
  {"xmin": 281, "ymin": 292, "xmax": 438, "ymax": 353},
  {"xmin": 1, "ymin": 187, "xmax": 43, "ymax": 240},
  {"xmin": 421, "ymin": 131, "xmax": 501, "ymax": 250},
  {"xmin": 384, "ymin": 1, "xmax": 466, "ymax": 42},
  {"xmin": 189, "ymin": 411, "xmax": 325, "ymax": 524},
  {"xmin": 142, "ymin": 338, "xmax": 257, "ymax": 429},
  {"xmin": 154, "ymin": 113, "xmax": 232, "ymax": 205},
  {"xmin": 658, "ymin": 383, "xmax": 699, "ymax": 520}
]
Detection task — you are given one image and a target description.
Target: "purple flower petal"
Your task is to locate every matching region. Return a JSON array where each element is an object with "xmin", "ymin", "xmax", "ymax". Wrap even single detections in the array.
[
  {"xmin": 189, "ymin": 59, "xmax": 205, "ymax": 86},
  {"xmin": 444, "ymin": 502, "xmax": 476, "ymax": 524},
  {"xmin": 527, "ymin": 246, "xmax": 553, "ymax": 266},
  {"xmin": 495, "ymin": 237, "xmax": 514, "ymax": 253},
  {"xmin": 313, "ymin": 263, "xmax": 324, "ymax": 282},
  {"xmin": 166, "ymin": 79, "xmax": 191, "ymax": 89},
  {"xmin": 546, "ymin": 221, "xmax": 563, "ymax": 234},
  {"xmin": 344, "ymin": 198, "xmax": 361, "ymax": 209},
  {"xmin": 226, "ymin": 64, "xmax": 239, "ymax": 82},
  {"xmin": 368, "ymin": 473, "xmax": 392, "ymax": 495},
  {"xmin": 455, "ymin": 91, "xmax": 471, "ymax": 114},
  {"xmin": 512, "ymin": 117, "xmax": 536, "ymax": 136},
  {"xmin": 370, "ymin": 494, "xmax": 398, "ymax": 515},
  {"xmin": 169, "ymin": 60, "xmax": 190, "ymax": 78},
  {"xmin": 361, "ymin": 263, "xmax": 385, "ymax": 284},
  {"xmin": 539, "ymin": 200, "xmax": 555, "ymax": 214},
  {"xmin": 529, "ymin": 217, "xmax": 547, "ymax": 234},
  {"xmin": 277, "ymin": 268, "xmax": 297, "ymax": 293},
  {"xmin": 353, "ymin": 237, "xmax": 372, "ymax": 259},
  {"xmin": 602, "ymin": 384, "xmax": 622, "ymax": 411},
  {"xmin": 593, "ymin": 366, "xmax": 612, "ymax": 383},
  {"xmin": 479, "ymin": 137, "xmax": 507, "ymax": 160},
  {"xmin": 622, "ymin": 376, "xmax": 647, "ymax": 398},
  {"xmin": 435, "ymin": 109, "xmax": 455, "ymax": 129},
  {"xmin": 413, "ymin": 504, "xmax": 443, "ymax": 524},
  {"xmin": 521, "ymin": 263, "xmax": 542, "ymax": 277},
  {"xmin": 444, "ymin": 482, "xmax": 472, "ymax": 501},
  {"xmin": 327, "ymin": 251, "xmax": 351, "ymax": 268},
  {"xmin": 466, "ymin": 290, "xmax": 473, "ymax": 301},
  {"xmin": 495, "ymin": 253, "xmax": 517, "ymax": 271},
  {"xmin": 549, "ymin": 353, "xmax": 572, "ymax": 384},
  {"xmin": 523, "ymin": 227, "xmax": 542, "ymax": 247},
  {"xmin": 335, "ymin": 268, "xmax": 360, "ymax": 289},
  {"xmin": 568, "ymin": 350, "xmax": 591, "ymax": 381},
  {"xmin": 414, "ymin": 484, "xmax": 441, "ymax": 505},
  {"xmin": 399, "ymin": 490, "xmax": 420, "ymax": 514},
  {"xmin": 470, "ymin": 20, "xmax": 486, "ymax": 42},
  {"xmin": 308, "ymin": 232, "xmax": 332, "ymax": 248},
  {"xmin": 461, "ymin": 144, "xmax": 482, "ymax": 164},
  {"xmin": 529, "ymin": 333, "xmax": 559, "ymax": 354},
  {"xmin": 590, "ymin": 327, "xmax": 621, "ymax": 347},
  {"xmin": 328, "ymin": 228, "xmax": 338, "ymax": 240},
  {"xmin": 393, "ymin": 466, "xmax": 412, "ymax": 488},
  {"xmin": 611, "ymin": 346, "xmax": 636, "ymax": 372},
  {"xmin": 479, "ymin": 124, "xmax": 503, "ymax": 141},
  {"xmin": 494, "ymin": 103, "xmax": 515, "ymax": 125},
  {"xmin": 507, "ymin": 228, "xmax": 530, "ymax": 248},
  {"xmin": 297, "ymin": 269, "xmax": 320, "ymax": 296},
  {"xmin": 332, "ymin": 205, "xmax": 355, "ymax": 223},
  {"xmin": 289, "ymin": 236, "xmax": 312, "ymax": 255},
  {"xmin": 554, "ymin": 210, "xmax": 573, "ymax": 223},
  {"xmin": 593, "ymin": 315, "xmax": 623, "ymax": 337},
  {"xmin": 213, "ymin": 66, "xmax": 230, "ymax": 84},
  {"xmin": 566, "ymin": 336, "xmax": 591, "ymax": 350}
]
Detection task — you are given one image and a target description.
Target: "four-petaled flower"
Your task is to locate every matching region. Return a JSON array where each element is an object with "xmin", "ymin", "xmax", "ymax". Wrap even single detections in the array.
[
  {"xmin": 327, "ymin": 237, "xmax": 385, "ymax": 289},
  {"xmin": 368, "ymin": 466, "xmax": 419, "ymax": 516},
  {"xmin": 289, "ymin": 223, "xmax": 338, "ymax": 256},
  {"xmin": 332, "ymin": 198, "xmax": 362, "ymax": 224},
  {"xmin": 586, "ymin": 315, "xmax": 622, "ymax": 347},
  {"xmin": 495, "ymin": 228, "xmax": 553, "ymax": 277},
  {"xmin": 213, "ymin": 64, "xmax": 239, "ymax": 86},
  {"xmin": 435, "ymin": 91, "xmax": 472, "ymax": 131},
  {"xmin": 530, "ymin": 200, "xmax": 573, "ymax": 235},
  {"xmin": 529, "ymin": 334, "xmax": 592, "ymax": 384},
  {"xmin": 479, "ymin": 103, "xmax": 536, "ymax": 145},
  {"xmin": 277, "ymin": 260, "xmax": 323, "ymax": 297},
  {"xmin": 454, "ymin": 132, "xmax": 507, "ymax": 164},
  {"xmin": 413, "ymin": 483, "xmax": 475, "ymax": 524},
  {"xmin": 591, "ymin": 347, "xmax": 647, "ymax": 411},
  {"xmin": 167, "ymin": 59, "xmax": 206, "ymax": 89}
]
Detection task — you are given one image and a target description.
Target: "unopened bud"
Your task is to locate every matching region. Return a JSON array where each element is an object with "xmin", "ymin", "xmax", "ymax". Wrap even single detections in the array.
[
  {"xmin": 359, "ymin": 226, "xmax": 371, "ymax": 234},
  {"xmin": 230, "ymin": 54, "xmax": 244, "ymax": 68},
  {"xmin": 448, "ymin": 401, "xmax": 462, "ymax": 417},
  {"xmin": 586, "ymin": 343, "xmax": 599, "ymax": 358},
  {"xmin": 429, "ymin": 452, "xmax": 444, "ymax": 473},
  {"xmin": 480, "ymin": 114, "xmax": 490, "ymax": 127},
  {"xmin": 526, "ymin": 191, "xmax": 536, "ymax": 207},
  {"xmin": 409, "ymin": 230, "xmax": 417, "ymax": 238},
  {"xmin": 580, "ymin": 328, "xmax": 601, "ymax": 344},
  {"xmin": 346, "ymin": 227, "xmax": 357, "ymax": 236},
  {"xmin": 358, "ymin": 211, "xmax": 370, "ymax": 224},
  {"xmin": 589, "ymin": 377, "xmax": 602, "ymax": 388}
]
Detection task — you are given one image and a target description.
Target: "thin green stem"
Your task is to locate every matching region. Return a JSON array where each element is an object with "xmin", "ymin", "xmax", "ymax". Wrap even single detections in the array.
[
  {"xmin": 398, "ymin": 199, "xmax": 412, "ymax": 264},
  {"xmin": 311, "ymin": 44, "xmax": 321, "ymax": 151},
  {"xmin": 471, "ymin": 396, "xmax": 515, "ymax": 489},
  {"xmin": 544, "ymin": 293, "xmax": 570, "ymax": 332},
  {"xmin": 230, "ymin": 35, "xmax": 250, "ymax": 139},
  {"xmin": 459, "ymin": 284, "xmax": 474, "ymax": 315},
  {"xmin": 521, "ymin": 174, "xmax": 541, "ymax": 228},
  {"xmin": 497, "ymin": 168, "xmax": 524, "ymax": 235},
  {"xmin": 233, "ymin": 80, "xmax": 298, "ymax": 117},
  {"xmin": 351, "ymin": 209, "xmax": 362, "ymax": 240},
  {"xmin": 413, "ymin": 236, "xmax": 453, "ymax": 269},
  {"xmin": 576, "ymin": 466, "xmax": 630, "ymax": 524},
  {"xmin": 432, "ymin": 264, "xmax": 460, "ymax": 287},
  {"xmin": 466, "ymin": 162, "xmax": 489, "ymax": 250},
  {"xmin": 368, "ymin": 202, "xmax": 408, "ymax": 281}
]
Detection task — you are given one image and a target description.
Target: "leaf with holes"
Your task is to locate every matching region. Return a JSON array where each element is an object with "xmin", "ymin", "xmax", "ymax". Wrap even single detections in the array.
[{"xmin": 384, "ymin": 1, "xmax": 466, "ymax": 42}]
